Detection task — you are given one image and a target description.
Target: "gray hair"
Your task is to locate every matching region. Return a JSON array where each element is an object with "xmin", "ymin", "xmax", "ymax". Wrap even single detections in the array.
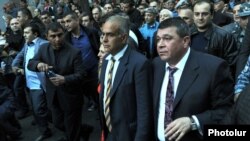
[{"xmin": 105, "ymin": 15, "xmax": 130, "ymax": 35}]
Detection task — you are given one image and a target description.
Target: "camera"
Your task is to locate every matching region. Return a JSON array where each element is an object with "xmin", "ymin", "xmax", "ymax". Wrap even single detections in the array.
[{"xmin": 47, "ymin": 70, "xmax": 56, "ymax": 78}]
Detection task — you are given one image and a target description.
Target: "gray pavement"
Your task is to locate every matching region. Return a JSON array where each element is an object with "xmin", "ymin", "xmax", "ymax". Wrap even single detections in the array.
[{"xmin": 18, "ymin": 102, "xmax": 101, "ymax": 141}]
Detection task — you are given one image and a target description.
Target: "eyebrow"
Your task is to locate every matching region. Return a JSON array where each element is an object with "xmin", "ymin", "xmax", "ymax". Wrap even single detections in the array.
[{"xmin": 157, "ymin": 34, "xmax": 172, "ymax": 38}]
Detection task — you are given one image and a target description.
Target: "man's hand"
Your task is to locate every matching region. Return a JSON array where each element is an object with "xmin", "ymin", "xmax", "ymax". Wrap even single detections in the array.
[
  {"xmin": 37, "ymin": 62, "xmax": 52, "ymax": 72},
  {"xmin": 49, "ymin": 74, "xmax": 65, "ymax": 86},
  {"xmin": 12, "ymin": 67, "xmax": 24, "ymax": 75},
  {"xmin": 165, "ymin": 117, "xmax": 191, "ymax": 141}
]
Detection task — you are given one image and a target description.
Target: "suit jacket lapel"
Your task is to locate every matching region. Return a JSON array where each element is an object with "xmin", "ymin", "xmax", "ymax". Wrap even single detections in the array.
[
  {"xmin": 48, "ymin": 44, "xmax": 56, "ymax": 66},
  {"xmin": 173, "ymin": 51, "xmax": 199, "ymax": 109},
  {"xmin": 100, "ymin": 59, "xmax": 108, "ymax": 109},
  {"xmin": 109, "ymin": 47, "xmax": 130, "ymax": 98},
  {"xmin": 153, "ymin": 59, "xmax": 166, "ymax": 114}
]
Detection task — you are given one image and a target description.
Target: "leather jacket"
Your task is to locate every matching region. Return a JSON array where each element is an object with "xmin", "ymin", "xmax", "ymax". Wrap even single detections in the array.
[{"xmin": 191, "ymin": 23, "xmax": 238, "ymax": 68}]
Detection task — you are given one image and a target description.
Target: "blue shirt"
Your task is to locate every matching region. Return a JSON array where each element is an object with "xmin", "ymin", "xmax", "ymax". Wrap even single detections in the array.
[
  {"xmin": 71, "ymin": 29, "xmax": 98, "ymax": 73},
  {"xmin": 139, "ymin": 21, "xmax": 159, "ymax": 55},
  {"xmin": 25, "ymin": 38, "xmax": 42, "ymax": 89}
]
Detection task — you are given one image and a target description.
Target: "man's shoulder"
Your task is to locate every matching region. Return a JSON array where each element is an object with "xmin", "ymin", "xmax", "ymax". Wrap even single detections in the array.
[
  {"xmin": 212, "ymin": 24, "xmax": 232, "ymax": 36},
  {"xmin": 190, "ymin": 50, "xmax": 226, "ymax": 66},
  {"xmin": 37, "ymin": 38, "xmax": 49, "ymax": 45}
]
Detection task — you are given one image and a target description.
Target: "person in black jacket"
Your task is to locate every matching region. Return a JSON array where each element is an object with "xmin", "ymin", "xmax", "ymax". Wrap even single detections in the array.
[
  {"xmin": 28, "ymin": 22, "xmax": 86, "ymax": 141},
  {"xmin": 191, "ymin": 0, "xmax": 238, "ymax": 78},
  {"xmin": 63, "ymin": 12, "xmax": 100, "ymax": 112}
]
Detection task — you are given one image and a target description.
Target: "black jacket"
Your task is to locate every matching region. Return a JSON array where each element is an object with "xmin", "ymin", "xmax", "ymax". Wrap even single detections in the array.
[{"xmin": 191, "ymin": 23, "xmax": 238, "ymax": 77}]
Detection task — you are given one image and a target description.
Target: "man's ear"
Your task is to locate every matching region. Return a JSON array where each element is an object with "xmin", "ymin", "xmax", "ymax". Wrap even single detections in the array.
[
  {"xmin": 183, "ymin": 36, "xmax": 190, "ymax": 48},
  {"xmin": 121, "ymin": 34, "xmax": 128, "ymax": 43}
]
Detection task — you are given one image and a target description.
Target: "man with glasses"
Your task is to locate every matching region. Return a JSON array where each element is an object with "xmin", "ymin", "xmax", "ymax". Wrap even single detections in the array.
[{"xmin": 191, "ymin": 0, "xmax": 238, "ymax": 78}]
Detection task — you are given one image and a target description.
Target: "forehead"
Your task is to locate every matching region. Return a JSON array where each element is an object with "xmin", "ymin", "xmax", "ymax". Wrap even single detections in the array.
[
  {"xmin": 179, "ymin": 8, "xmax": 192, "ymax": 14},
  {"xmin": 157, "ymin": 26, "xmax": 178, "ymax": 36},
  {"xmin": 24, "ymin": 27, "xmax": 32, "ymax": 32},
  {"xmin": 160, "ymin": 10, "xmax": 170, "ymax": 15},
  {"xmin": 82, "ymin": 16, "xmax": 90, "ymax": 20},
  {"xmin": 179, "ymin": 9, "xmax": 192, "ymax": 16},
  {"xmin": 10, "ymin": 18, "xmax": 19, "ymax": 24},
  {"xmin": 92, "ymin": 8, "xmax": 99, "ymax": 13},
  {"xmin": 102, "ymin": 21, "xmax": 119, "ymax": 32},
  {"xmin": 233, "ymin": 5, "xmax": 240, "ymax": 10},
  {"xmin": 47, "ymin": 29, "xmax": 64, "ymax": 36},
  {"xmin": 64, "ymin": 15, "xmax": 73, "ymax": 20},
  {"xmin": 104, "ymin": 4, "xmax": 112, "ymax": 7},
  {"xmin": 194, "ymin": 3, "xmax": 211, "ymax": 12}
]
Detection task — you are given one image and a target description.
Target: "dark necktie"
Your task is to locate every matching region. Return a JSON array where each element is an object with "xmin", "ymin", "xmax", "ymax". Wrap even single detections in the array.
[
  {"xmin": 164, "ymin": 67, "xmax": 178, "ymax": 128},
  {"xmin": 104, "ymin": 57, "xmax": 115, "ymax": 132}
]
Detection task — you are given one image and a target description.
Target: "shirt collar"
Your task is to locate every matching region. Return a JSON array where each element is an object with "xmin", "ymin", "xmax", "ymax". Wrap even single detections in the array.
[{"xmin": 27, "ymin": 37, "xmax": 39, "ymax": 46}]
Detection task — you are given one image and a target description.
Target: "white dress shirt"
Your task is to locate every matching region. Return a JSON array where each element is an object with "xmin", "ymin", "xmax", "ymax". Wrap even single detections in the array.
[
  {"xmin": 157, "ymin": 48, "xmax": 190, "ymax": 141},
  {"xmin": 103, "ymin": 45, "xmax": 128, "ymax": 110}
]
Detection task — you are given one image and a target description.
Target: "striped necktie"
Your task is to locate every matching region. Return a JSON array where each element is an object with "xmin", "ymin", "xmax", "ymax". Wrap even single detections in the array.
[
  {"xmin": 104, "ymin": 57, "xmax": 115, "ymax": 132},
  {"xmin": 164, "ymin": 67, "xmax": 178, "ymax": 129}
]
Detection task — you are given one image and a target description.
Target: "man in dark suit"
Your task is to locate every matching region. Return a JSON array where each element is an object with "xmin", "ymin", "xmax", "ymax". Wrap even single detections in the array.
[
  {"xmin": 152, "ymin": 17, "xmax": 234, "ymax": 141},
  {"xmin": 99, "ymin": 15, "xmax": 153, "ymax": 141},
  {"xmin": 28, "ymin": 22, "xmax": 85, "ymax": 141}
]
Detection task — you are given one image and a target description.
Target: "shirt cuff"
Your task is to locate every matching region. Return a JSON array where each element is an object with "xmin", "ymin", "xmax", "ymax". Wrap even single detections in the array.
[{"xmin": 192, "ymin": 115, "xmax": 203, "ymax": 136}]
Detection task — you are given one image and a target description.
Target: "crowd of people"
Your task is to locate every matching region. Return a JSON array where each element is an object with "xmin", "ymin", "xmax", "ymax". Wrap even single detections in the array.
[{"xmin": 0, "ymin": 0, "xmax": 250, "ymax": 141}]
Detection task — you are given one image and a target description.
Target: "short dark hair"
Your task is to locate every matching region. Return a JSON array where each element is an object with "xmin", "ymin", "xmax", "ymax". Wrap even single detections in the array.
[
  {"xmin": 193, "ymin": 0, "xmax": 214, "ymax": 15},
  {"xmin": 18, "ymin": 8, "xmax": 33, "ymax": 19},
  {"xmin": 41, "ymin": 10, "xmax": 51, "ymax": 16},
  {"xmin": 24, "ymin": 23, "xmax": 41, "ymax": 37},
  {"xmin": 158, "ymin": 17, "xmax": 190, "ymax": 38},
  {"xmin": 63, "ymin": 11, "xmax": 79, "ymax": 19},
  {"xmin": 46, "ymin": 22, "xmax": 64, "ymax": 34}
]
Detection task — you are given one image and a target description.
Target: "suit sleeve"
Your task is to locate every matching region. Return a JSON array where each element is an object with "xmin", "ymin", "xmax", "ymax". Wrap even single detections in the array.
[
  {"xmin": 134, "ymin": 60, "xmax": 153, "ymax": 141},
  {"xmin": 11, "ymin": 46, "xmax": 25, "ymax": 67},
  {"xmin": 196, "ymin": 61, "xmax": 234, "ymax": 128},
  {"xmin": 64, "ymin": 51, "xmax": 86, "ymax": 85}
]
